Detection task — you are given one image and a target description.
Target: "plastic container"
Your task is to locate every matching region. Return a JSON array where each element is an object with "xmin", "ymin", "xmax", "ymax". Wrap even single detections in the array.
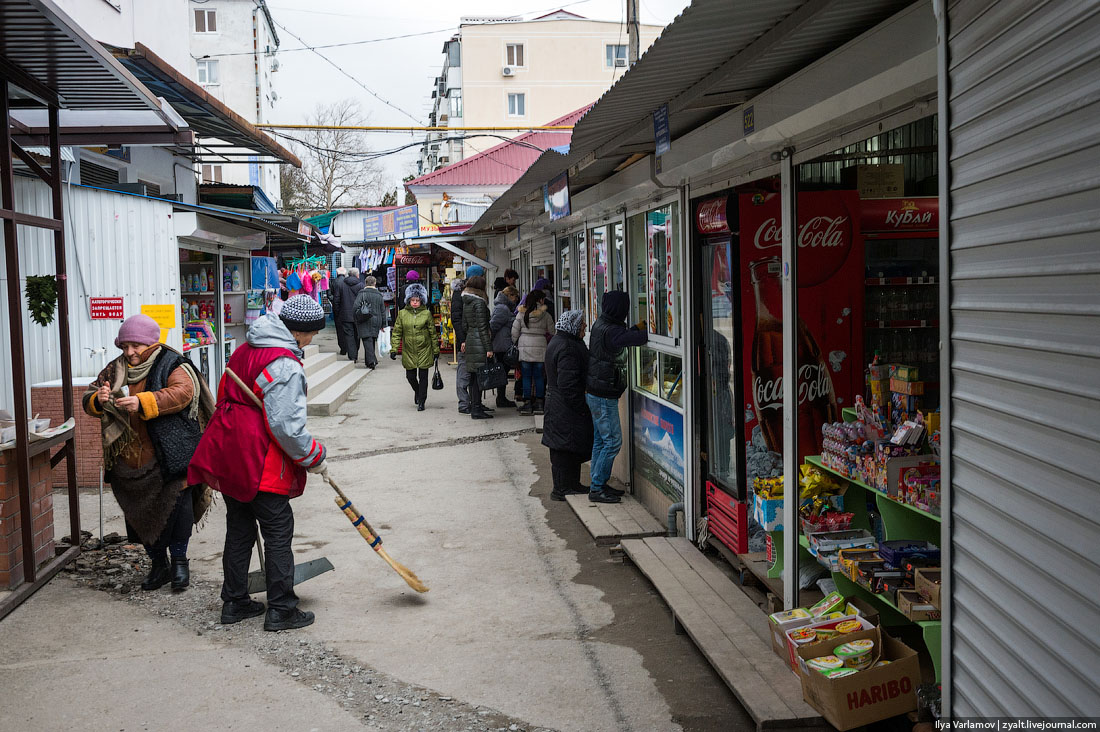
[
  {"xmin": 877, "ymin": 540, "xmax": 940, "ymax": 567},
  {"xmin": 835, "ymin": 639, "xmax": 875, "ymax": 669},
  {"xmin": 806, "ymin": 655, "xmax": 844, "ymax": 672},
  {"xmin": 790, "ymin": 627, "xmax": 817, "ymax": 645},
  {"xmin": 822, "ymin": 667, "xmax": 860, "ymax": 679},
  {"xmin": 769, "ymin": 608, "xmax": 811, "ymax": 625},
  {"xmin": 836, "ymin": 619, "xmax": 864, "ymax": 634}
]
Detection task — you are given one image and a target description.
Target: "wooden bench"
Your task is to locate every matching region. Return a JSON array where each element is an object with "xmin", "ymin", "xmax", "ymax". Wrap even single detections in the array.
[
  {"xmin": 622, "ymin": 536, "xmax": 827, "ymax": 730},
  {"xmin": 564, "ymin": 493, "xmax": 666, "ymax": 545}
]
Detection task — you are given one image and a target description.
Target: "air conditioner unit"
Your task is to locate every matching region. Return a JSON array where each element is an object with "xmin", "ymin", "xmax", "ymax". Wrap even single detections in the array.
[
  {"xmin": 502, "ymin": 66, "xmax": 514, "ymax": 77},
  {"xmin": 614, "ymin": 58, "xmax": 627, "ymax": 68}
]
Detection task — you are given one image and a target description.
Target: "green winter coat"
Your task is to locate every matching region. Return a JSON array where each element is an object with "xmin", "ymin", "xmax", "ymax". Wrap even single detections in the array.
[
  {"xmin": 391, "ymin": 305, "xmax": 439, "ymax": 369},
  {"xmin": 461, "ymin": 288, "xmax": 492, "ymax": 373}
]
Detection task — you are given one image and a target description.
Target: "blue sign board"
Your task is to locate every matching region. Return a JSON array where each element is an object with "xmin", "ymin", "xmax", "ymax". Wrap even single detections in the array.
[
  {"xmin": 362, "ymin": 204, "xmax": 419, "ymax": 241},
  {"xmin": 653, "ymin": 104, "xmax": 670, "ymax": 157},
  {"xmin": 632, "ymin": 392, "xmax": 685, "ymax": 500},
  {"xmin": 743, "ymin": 105, "xmax": 755, "ymax": 135}
]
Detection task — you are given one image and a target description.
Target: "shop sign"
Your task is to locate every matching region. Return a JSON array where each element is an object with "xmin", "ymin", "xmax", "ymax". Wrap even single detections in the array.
[
  {"xmin": 645, "ymin": 216, "xmax": 657, "ymax": 332},
  {"xmin": 696, "ymin": 195, "xmax": 731, "ymax": 234},
  {"xmin": 860, "ymin": 197, "xmax": 938, "ymax": 232},
  {"xmin": 738, "ymin": 191, "xmax": 864, "ymax": 473},
  {"xmin": 653, "ymin": 104, "xmax": 670, "ymax": 157},
  {"xmin": 394, "ymin": 254, "xmax": 432, "ymax": 266},
  {"xmin": 140, "ymin": 303, "xmax": 177, "ymax": 344},
  {"xmin": 545, "ymin": 171, "xmax": 571, "ymax": 221},
  {"xmin": 665, "ymin": 224, "xmax": 674, "ymax": 335},
  {"xmin": 89, "ymin": 297, "xmax": 124, "ymax": 319},
  {"xmin": 632, "ymin": 392, "xmax": 685, "ymax": 501},
  {"xmin": 362, "ymin": 204, "xmax": 419, "ymax": 240},
  {"xmin": 297, "ymin": 221, "xmax": 311, "ymax": 238}
]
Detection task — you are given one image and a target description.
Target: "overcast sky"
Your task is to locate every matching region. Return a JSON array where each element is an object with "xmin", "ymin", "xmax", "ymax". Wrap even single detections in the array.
[{"xmin": 265, "ymin": 0, "xmax": 690, "ymax": 197}]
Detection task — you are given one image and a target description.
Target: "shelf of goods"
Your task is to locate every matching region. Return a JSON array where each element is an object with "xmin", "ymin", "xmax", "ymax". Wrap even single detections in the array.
[{"xmin": 767, "ymin": 455, "xmax": 942, "ymax": 682}]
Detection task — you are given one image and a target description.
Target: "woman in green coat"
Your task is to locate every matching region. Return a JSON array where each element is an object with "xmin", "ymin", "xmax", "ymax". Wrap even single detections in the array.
[{"xmin": 390, "ymin": 284, "xmax": 439, "ymax": 411}]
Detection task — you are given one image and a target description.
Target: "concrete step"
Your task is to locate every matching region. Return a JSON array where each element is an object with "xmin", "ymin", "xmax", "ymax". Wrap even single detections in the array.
[
  {"xmin": 307, "ymin": 367, "xmax": 367, "ymax": 416},
  {"xmin": 304, "ymin": 350, "xmax": 337, "ymax": 378},
  {"xmin": 302, "ymin": 344, "xmax": 320, "ymax": 360},
  {"xmin": 307, "ymin": 359, "xmax": 353, "ymax": 396}
]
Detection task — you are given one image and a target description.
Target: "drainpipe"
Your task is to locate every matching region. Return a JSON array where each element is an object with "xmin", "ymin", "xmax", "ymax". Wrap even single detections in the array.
[{"xmin": 667, "ymin": 502, "xmax": 684, "ymax": 537}]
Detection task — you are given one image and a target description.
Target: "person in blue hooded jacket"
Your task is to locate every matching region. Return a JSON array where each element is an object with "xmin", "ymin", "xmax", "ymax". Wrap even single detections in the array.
[{"xmin": 585, "ymin": 290, "xmax": 648, "ymax": 503}]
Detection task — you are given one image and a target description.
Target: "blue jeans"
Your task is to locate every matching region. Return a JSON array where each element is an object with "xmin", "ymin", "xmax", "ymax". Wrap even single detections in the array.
[
  {"xmin": 520, "ymin": 361, "xmax": 545, "ymax": 398},
  {"xmin": 586, "ymin": 393, "xmax": 621, "ymax": 493}
]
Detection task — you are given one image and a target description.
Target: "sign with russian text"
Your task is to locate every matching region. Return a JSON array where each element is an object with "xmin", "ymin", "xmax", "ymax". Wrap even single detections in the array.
[
  {"xmin": 362, "ymin": 204, "xmax": 419, "ymax": 240},
  {"xmin": 653, "ymin": 104, "xmax": 670, "ymax": 157},
  {"xmin": 859, "ymin": 197, "xmax": 938, "ymax": 232},
  {"xmin": 90, "ymin": 297, "xmax": 124, "ymax": 320}
]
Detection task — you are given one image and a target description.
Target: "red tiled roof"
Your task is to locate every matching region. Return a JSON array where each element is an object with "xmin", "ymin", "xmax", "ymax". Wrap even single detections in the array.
[{"xmin": 405, "ymin": 105, "xmax": 590, "ymax": 189}]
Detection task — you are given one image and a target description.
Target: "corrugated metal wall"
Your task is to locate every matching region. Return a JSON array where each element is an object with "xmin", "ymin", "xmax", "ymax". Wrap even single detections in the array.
[
  {"xmin": 946, "ymin": 0, "xmax": 1100, "ymax": 715},
  {"xmin": 0, "ymin": 180, "xmax": 180, "ymax": 413}
]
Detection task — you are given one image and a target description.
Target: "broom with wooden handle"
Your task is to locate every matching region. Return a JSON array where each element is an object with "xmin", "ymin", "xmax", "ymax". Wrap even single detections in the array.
[{"xmin": 223, "ymin": 366, "xmax": 429, "ymax": 594}]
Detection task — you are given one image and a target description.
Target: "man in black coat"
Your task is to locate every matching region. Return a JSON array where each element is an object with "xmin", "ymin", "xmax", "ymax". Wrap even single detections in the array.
[
  {"xmin": 541, "ymin": 310, "xmax": 593, "ymax": 501},
  {"xmin": 452, "ymin": 264, "xmax": 485, "ymax": 414},
  {"xmin": 330, "ymin": 268, "xmax": 364, "ymax": 362},
  {"xmin": 586, "ymin": 290, "xmax": 648, "ymax": 504}
]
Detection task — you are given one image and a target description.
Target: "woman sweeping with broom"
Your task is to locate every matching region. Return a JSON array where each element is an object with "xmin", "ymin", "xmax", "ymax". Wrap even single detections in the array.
[{"xmin": 189, "ymin": 295, "xmax": 328, "ymax": 631}]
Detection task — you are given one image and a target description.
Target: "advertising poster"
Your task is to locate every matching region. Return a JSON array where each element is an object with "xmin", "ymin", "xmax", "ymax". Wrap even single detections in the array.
[
  {"xmin": 737, "ymin": 191, "xmax": 864, "ymax": 481},
  {"xmin": 633, "ymin": 392, "xmax": 685, "ymax": 501}
]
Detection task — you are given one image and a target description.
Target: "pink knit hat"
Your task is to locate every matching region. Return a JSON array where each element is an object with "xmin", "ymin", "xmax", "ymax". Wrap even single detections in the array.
[
  {"xmin": 115, "ymin": 314, "xmax": 161, "ymax": 347},
  {"xmin": 405, "ymin": 270, "xmax": 420, "ymax": 281}
]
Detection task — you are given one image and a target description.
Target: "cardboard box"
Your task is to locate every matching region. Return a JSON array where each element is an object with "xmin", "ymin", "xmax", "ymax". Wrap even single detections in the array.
[
  {"xmin": 897, "ymin": 589, "xmax": 941, "ymax": 621},
  {"xmin": 890, "ymin": 378, "xmax": 924, "ymax": 395},
  {"xmin": 797, "ymin": 627, "xmax": 920, "ymax": 730},
  {"xmin": 784, "ymin": 615, "xmax": 875, "ymax": 671},
  {"xmin": 769, "ymin": 610, "xmax": 816, "ymax": 668},
  {"xmin": 843, "ymin": 597, "xmax": 881, "ymax": 628},
  {"xmin": 850, "ymin": 164, "xmax": 904, "ymax": 199},
  {"xmin": 889, "ymin": 364, "xmax": 919, "ymax": 382},
  {"xmin": 914, "ymin": 568, "xmax": 942, "ymax": 609}
]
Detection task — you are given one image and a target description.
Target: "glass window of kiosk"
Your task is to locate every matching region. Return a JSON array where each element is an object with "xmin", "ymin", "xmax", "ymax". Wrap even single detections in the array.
[
  {"xmin": 588, "ymin": 222, "xmax": 626, "ymax": 319},
  {"xmin": 557, "ymin": 234, "xmax": 572, "ymax": 312},
  {"xmin": 576, "ymin": 229, "xmax": 588, "ymax": 323},
  {"xmin": 701, "ymin": 239, "xmax": 739, "ymax": 487}
]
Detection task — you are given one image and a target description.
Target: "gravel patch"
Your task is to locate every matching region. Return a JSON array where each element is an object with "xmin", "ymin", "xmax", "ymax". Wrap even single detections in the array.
[{"xmin": 59, "ymin": 532, "xmax": 551, "ymax": 732}]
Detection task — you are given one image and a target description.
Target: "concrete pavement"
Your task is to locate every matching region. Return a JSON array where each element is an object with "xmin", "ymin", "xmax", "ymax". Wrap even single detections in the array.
[{"xmin": 2, "ymin": 327, "xmax": 750, "ymax": 731}]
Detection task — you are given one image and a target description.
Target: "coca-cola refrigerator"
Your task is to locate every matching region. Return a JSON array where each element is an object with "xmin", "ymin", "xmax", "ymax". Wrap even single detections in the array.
[{"xmin": 738, "ymin": 191, "xmax": 865, "ymax": 479}]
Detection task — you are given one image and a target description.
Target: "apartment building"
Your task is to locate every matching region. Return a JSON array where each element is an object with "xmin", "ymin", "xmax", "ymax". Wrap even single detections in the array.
[
  {"xmin": 188, "ymin": 0, "xmax": 283, "ymax": 207},
  {"xmin": 420, "ymin": 10, "xmax": 662, "ymax": 173}
]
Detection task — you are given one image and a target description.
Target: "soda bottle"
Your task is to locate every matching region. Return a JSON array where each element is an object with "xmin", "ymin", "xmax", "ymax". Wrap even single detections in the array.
[{"xmin": 749, "ymin": 256, "xmax": 839, "ymax": 457}]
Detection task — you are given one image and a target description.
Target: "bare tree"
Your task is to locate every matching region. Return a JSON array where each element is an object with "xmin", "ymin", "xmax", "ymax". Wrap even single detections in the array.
[
  {"xmin": 292, "ymin": 99, "xmax": 385, "ymax": 211},
  {"xmin": 403, "ymin": 174, "xmax": 416, "ymax": 205},
  {"xmin": 279, "ymin": 166, "xmax": 313, "ymax": 216}
]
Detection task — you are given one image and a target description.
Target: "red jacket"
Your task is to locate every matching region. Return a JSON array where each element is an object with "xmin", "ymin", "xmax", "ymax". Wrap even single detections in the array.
[{"xmin": 188, "ymin": 343, "xmax": 320, "ymax": 501}]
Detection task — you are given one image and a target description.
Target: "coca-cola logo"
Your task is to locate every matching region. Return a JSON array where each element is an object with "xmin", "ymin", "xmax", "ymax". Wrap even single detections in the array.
[
  {"xmin": 754, "ymin": 364, "xmax": 834, "ymax": 411},
  {"xmin": 697, "ymin": 197, "xmax": 730, "ymax": 234},
  {"xmin": 750, "ymin": 210, "xmax": 852, "ymax": 286}
]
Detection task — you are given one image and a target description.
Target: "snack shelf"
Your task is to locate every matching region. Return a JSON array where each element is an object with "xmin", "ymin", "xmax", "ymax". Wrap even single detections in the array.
[{"xmin": 805, "ymin": 455, "xmax": 941, "ymax": 527}]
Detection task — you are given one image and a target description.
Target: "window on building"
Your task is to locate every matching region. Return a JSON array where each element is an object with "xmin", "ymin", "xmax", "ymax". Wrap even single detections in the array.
[
  {"xmin": 449, "ymin": 89, "xmax": 463, "ymax": 119},
  {"xmin": 201, "ymin": 164, "xmax": 223, "ymax": 183},
  {"xmin": 196, "ymin": 60, "xmax": 219, "ymax": 86},
  {"xmin": 628, "ymin": 201, "xmax": 682, "ymax": 340},
  {"xmin": 445, "ymin": 40, "xmax": 461, "ymax": 68},
  {"xmin": 605, "ymin": 44, "xmax": 628, "ymax": 68},
  {"xmin": 507, "ymin": 92, "xmax": 526, "ymax": 117},
  {"xmin": 506, "ymin": 43, "xmax": 525, "ymax": 67},
  {"xmin": 194, "ymin": 8, "xmax": 217, "ymax": 33}
]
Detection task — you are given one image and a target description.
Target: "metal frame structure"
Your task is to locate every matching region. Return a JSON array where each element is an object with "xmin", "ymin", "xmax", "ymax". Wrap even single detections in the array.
[{"xmin": 0, "ymin": 0, "xmax": 176, "ymax": 620}]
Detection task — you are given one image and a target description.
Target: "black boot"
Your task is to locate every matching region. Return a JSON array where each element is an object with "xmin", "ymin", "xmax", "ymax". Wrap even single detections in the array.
[
  {"xmin": 417, "ymin": 401, "xmax": 426, "ymax": 411},
  {"xmin": 519, "ymin": 401, "xmax": 534, "ymax": 416},
  {"xmin": 221, "ymin": 598, "xmax": 266, "ymax": 624},
  {"xmin": 471, "ymin": 407, "xmax": 494, "ymax": 420},
  {"xmin": 533, "ymin": 398, "xmax": 545, "ymax": 415},
  {"xmin": 170, "ymin": 556, "xmax": 190, "ymax": 591},
  {"xmin": 495, "ymin": 394, "xmax": 516, "ymax": 408},
  {"xmin": 264, "ymin": 607, "xmax": 316, "ymax": 632},
  {"xmin": 141, "ymin": 556, "xmax": 171, "ymax": 591}
]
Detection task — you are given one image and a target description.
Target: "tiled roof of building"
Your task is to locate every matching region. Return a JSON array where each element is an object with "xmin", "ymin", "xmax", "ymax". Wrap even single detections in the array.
[{"xmin": 405, "ymin": 105, "xmax": 590, "ymax": 188}]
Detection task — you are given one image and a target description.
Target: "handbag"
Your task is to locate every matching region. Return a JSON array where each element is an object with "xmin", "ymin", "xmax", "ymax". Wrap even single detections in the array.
[
  {"xmin": 477, "ymin": 361, "xmax": 508, "ymax": 391},
  {"xmin": 356, "ymin": 297, "xmax": 373, "ymax": 322},
  {"xmin": 432, "ymin": 358, "xmax": 444, "ymax": 390},
  {"xmin": 502, "ymin": 344, "xmax": 520, "ymax": 369}
]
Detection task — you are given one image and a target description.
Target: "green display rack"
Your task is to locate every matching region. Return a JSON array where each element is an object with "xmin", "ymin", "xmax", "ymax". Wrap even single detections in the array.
[{"xmin": 767, "ymin": 456, "xmax": 943, "ymax": 681}]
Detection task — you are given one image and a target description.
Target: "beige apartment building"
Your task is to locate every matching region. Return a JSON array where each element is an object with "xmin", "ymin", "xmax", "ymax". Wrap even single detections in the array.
[{"xmin": 420, "ymin": 10, "xmax": 663, "ymax": 172}]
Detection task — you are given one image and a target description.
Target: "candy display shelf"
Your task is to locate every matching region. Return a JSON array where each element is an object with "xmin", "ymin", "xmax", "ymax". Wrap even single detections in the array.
[{"xmin": 767, "ymin": 455, "xmax": 943, "ymax": 681}]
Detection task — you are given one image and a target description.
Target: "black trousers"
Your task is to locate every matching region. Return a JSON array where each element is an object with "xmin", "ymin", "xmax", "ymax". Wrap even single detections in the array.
[
  {"xmin": 342, "ymin": 322, "xmax": 359, "ymax": 361},
  {"xmin": 140, "ymin": 485, "xmax": 194, "ymax": 558},
  {"xmin": 361, "ymin": 336, "xmax": 377, "ymax": 368},
  {"xmin": 468, "ymin": 370, "xmax": 483, "ymax": 411},
  {"xmin": 549, "ymin": 449, "xmax": 586, "ymax": 496},
  {"xmin": 221, "ymin": 492, "xmax": 298, "ymax": 612},
  {"xmin": 406, "ymin": 368, "xmax": 429, "ymax": 404}
]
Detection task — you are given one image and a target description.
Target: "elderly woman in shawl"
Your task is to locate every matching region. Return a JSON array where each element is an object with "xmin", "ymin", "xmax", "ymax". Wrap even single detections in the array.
[
  {"xmin": 82, "ymin": 314, "xmax": 215, "ymax": 592},
  {"xmin": 541, "ymin": 310, "xmax": 594, "ymax": 501}
]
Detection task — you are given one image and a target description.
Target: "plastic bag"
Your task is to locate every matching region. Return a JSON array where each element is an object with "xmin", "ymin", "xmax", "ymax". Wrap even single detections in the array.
[{"xmin": 379, "ymin": 327, "xmax": 392, "ymax": 355}]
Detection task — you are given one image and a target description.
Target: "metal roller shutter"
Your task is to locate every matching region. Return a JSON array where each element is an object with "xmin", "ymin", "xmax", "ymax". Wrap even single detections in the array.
[
  {"xmin": 531, "ymin": 237, "xmax": 554, "ymax": 266},
  {"xmin": 945, "ymin": 0, "xmax": 1100, "ymax": 716}
]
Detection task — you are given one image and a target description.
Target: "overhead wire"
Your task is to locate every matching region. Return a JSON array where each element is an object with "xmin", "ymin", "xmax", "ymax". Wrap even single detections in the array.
[{"xmin": 194, "ymin": 27, "xmax": 459, "ymax": 58}]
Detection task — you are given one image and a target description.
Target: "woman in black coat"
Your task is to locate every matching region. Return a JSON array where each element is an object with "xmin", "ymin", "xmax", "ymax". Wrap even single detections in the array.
[{"xmin": 541, "ymin": 310, "xmax": 594, "ymax": 501}]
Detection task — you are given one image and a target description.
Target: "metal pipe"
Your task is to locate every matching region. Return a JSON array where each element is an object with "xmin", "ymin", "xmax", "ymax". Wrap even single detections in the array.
[
  {"xmin": 780, "ymin": 146, "xmax": 799, "ymax": 611},
  {"xmin": 256, "ymin": 124, "xmax": 574, "ymax": 132},
  {"xmin": 667, "ymin": 502, "xmax": 684, "ymax": 537}
]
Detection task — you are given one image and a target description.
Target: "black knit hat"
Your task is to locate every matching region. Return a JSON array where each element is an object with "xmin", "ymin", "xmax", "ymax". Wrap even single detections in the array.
[{"xmin": 279, "ymin": 294, "xmax": 326, "ymax": 333}]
